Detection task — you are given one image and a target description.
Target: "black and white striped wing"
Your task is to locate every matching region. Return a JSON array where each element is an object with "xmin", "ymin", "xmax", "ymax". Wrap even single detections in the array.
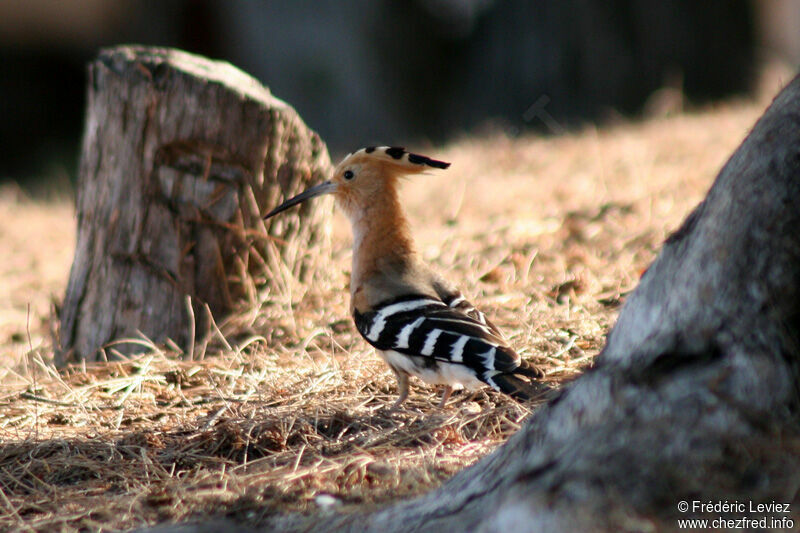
[
  {"xmin": 438, "ymin": 290, "xmax": 506, "ymax": 340},
  {"xmin": 352, "ymin": 294, "xmax": 522, "ymax": 382}
]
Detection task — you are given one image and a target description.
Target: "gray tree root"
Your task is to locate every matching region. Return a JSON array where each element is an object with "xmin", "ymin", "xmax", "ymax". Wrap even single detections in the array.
[
  {"xmin": 58, "ymin": 46, "xmax": 332, "ymax": 364},
  {"xmin": 141, "ymin": 75, "xmax": 800, "ymax": 532}
]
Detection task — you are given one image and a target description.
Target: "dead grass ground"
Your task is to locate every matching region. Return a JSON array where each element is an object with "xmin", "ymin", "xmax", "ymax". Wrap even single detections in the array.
[{"xmin": 0, "ymin": 90, "xmax": 771, "ymax": 531}]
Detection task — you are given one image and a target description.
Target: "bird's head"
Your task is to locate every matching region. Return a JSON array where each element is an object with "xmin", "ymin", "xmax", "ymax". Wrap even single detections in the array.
[{"xmin": 263, "ymin": 146, "xmax": 450, "ymax": 222}]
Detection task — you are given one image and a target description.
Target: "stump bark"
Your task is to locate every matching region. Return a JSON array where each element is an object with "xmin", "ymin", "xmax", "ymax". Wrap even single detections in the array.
[
  {"xmin": 141, "ymin": 76, "xmax": 800, "ymax": 532},
  {"xmin": 58, "ymin": 46, "xmax": 332, "ymax": 364}
]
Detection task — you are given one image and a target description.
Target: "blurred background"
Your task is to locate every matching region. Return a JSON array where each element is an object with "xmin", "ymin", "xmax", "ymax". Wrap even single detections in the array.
[{"xmin": 0, "ymin": 0, "xmax": 798, "ymax": 188}]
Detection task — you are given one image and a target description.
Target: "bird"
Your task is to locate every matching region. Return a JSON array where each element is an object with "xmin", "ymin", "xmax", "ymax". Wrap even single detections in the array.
[{"xmin": 264, "ymin": 146, "xmax": 545, "ymax": 408}]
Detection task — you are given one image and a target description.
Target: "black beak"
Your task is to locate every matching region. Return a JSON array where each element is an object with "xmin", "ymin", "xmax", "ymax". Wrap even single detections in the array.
[{"xmin": 263, "ymin": 181, "xmax": 337, "ymax": 219}]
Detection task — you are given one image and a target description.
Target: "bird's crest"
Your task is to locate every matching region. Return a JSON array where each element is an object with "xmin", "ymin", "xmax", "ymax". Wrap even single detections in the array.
[{"xmin": 339, "ymin": 146, "xmax": 450, "ymax": 176}]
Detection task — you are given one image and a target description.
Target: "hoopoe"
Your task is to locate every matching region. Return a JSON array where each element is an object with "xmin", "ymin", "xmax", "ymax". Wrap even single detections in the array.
[{"xmin": 264, "ymin": 146, "xmax": 545, "ymax": 408}]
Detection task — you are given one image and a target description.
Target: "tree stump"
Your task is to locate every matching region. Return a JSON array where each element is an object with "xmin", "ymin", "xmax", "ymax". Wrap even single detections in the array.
[{"xmin": 58, "ymin": 46, "xmax": 332, "ymax": 364}]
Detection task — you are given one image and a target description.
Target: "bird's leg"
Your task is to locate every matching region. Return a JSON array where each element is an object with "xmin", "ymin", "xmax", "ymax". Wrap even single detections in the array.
[
  {"xmin": 390, "ymin": 371, "xmax": 409, "ymax": 411},
  {"xmin": 438, "ymin": 386, "xmax": 453, "ymax": 408}
]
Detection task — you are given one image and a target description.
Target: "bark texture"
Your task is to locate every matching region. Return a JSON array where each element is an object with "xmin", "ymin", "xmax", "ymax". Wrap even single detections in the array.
[{"xmin": 58, "ymin": 46, "xmax": 332, "ymax": 364}]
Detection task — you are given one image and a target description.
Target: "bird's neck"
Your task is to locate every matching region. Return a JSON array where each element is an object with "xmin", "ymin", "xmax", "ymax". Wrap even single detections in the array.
[{"xmin": 347, "ymin": 189, "xmax": 417, "ymax": 300}]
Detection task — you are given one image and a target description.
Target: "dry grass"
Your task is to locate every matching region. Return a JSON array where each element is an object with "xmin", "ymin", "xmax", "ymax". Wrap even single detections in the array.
[{"xmin": 0, "ymin": 90, "xmax": 771, "ymax": 531}]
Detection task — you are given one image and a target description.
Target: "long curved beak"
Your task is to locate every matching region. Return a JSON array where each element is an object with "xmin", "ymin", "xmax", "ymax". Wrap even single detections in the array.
[{"xmin": 263, "ymin": 181, "xmax": 337, "ymax": 219}]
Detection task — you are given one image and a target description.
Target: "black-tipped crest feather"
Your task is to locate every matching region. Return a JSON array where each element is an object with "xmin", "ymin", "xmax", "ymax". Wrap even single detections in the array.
[{"xmin": 380, "ymin": 146, "xmax": 451, "ymax": 169}]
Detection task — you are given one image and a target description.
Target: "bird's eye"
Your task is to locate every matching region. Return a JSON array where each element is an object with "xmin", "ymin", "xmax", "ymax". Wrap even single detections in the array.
[{"xmin": 343, "ymin": 170, "xmax": 355, "ymax": 180}]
